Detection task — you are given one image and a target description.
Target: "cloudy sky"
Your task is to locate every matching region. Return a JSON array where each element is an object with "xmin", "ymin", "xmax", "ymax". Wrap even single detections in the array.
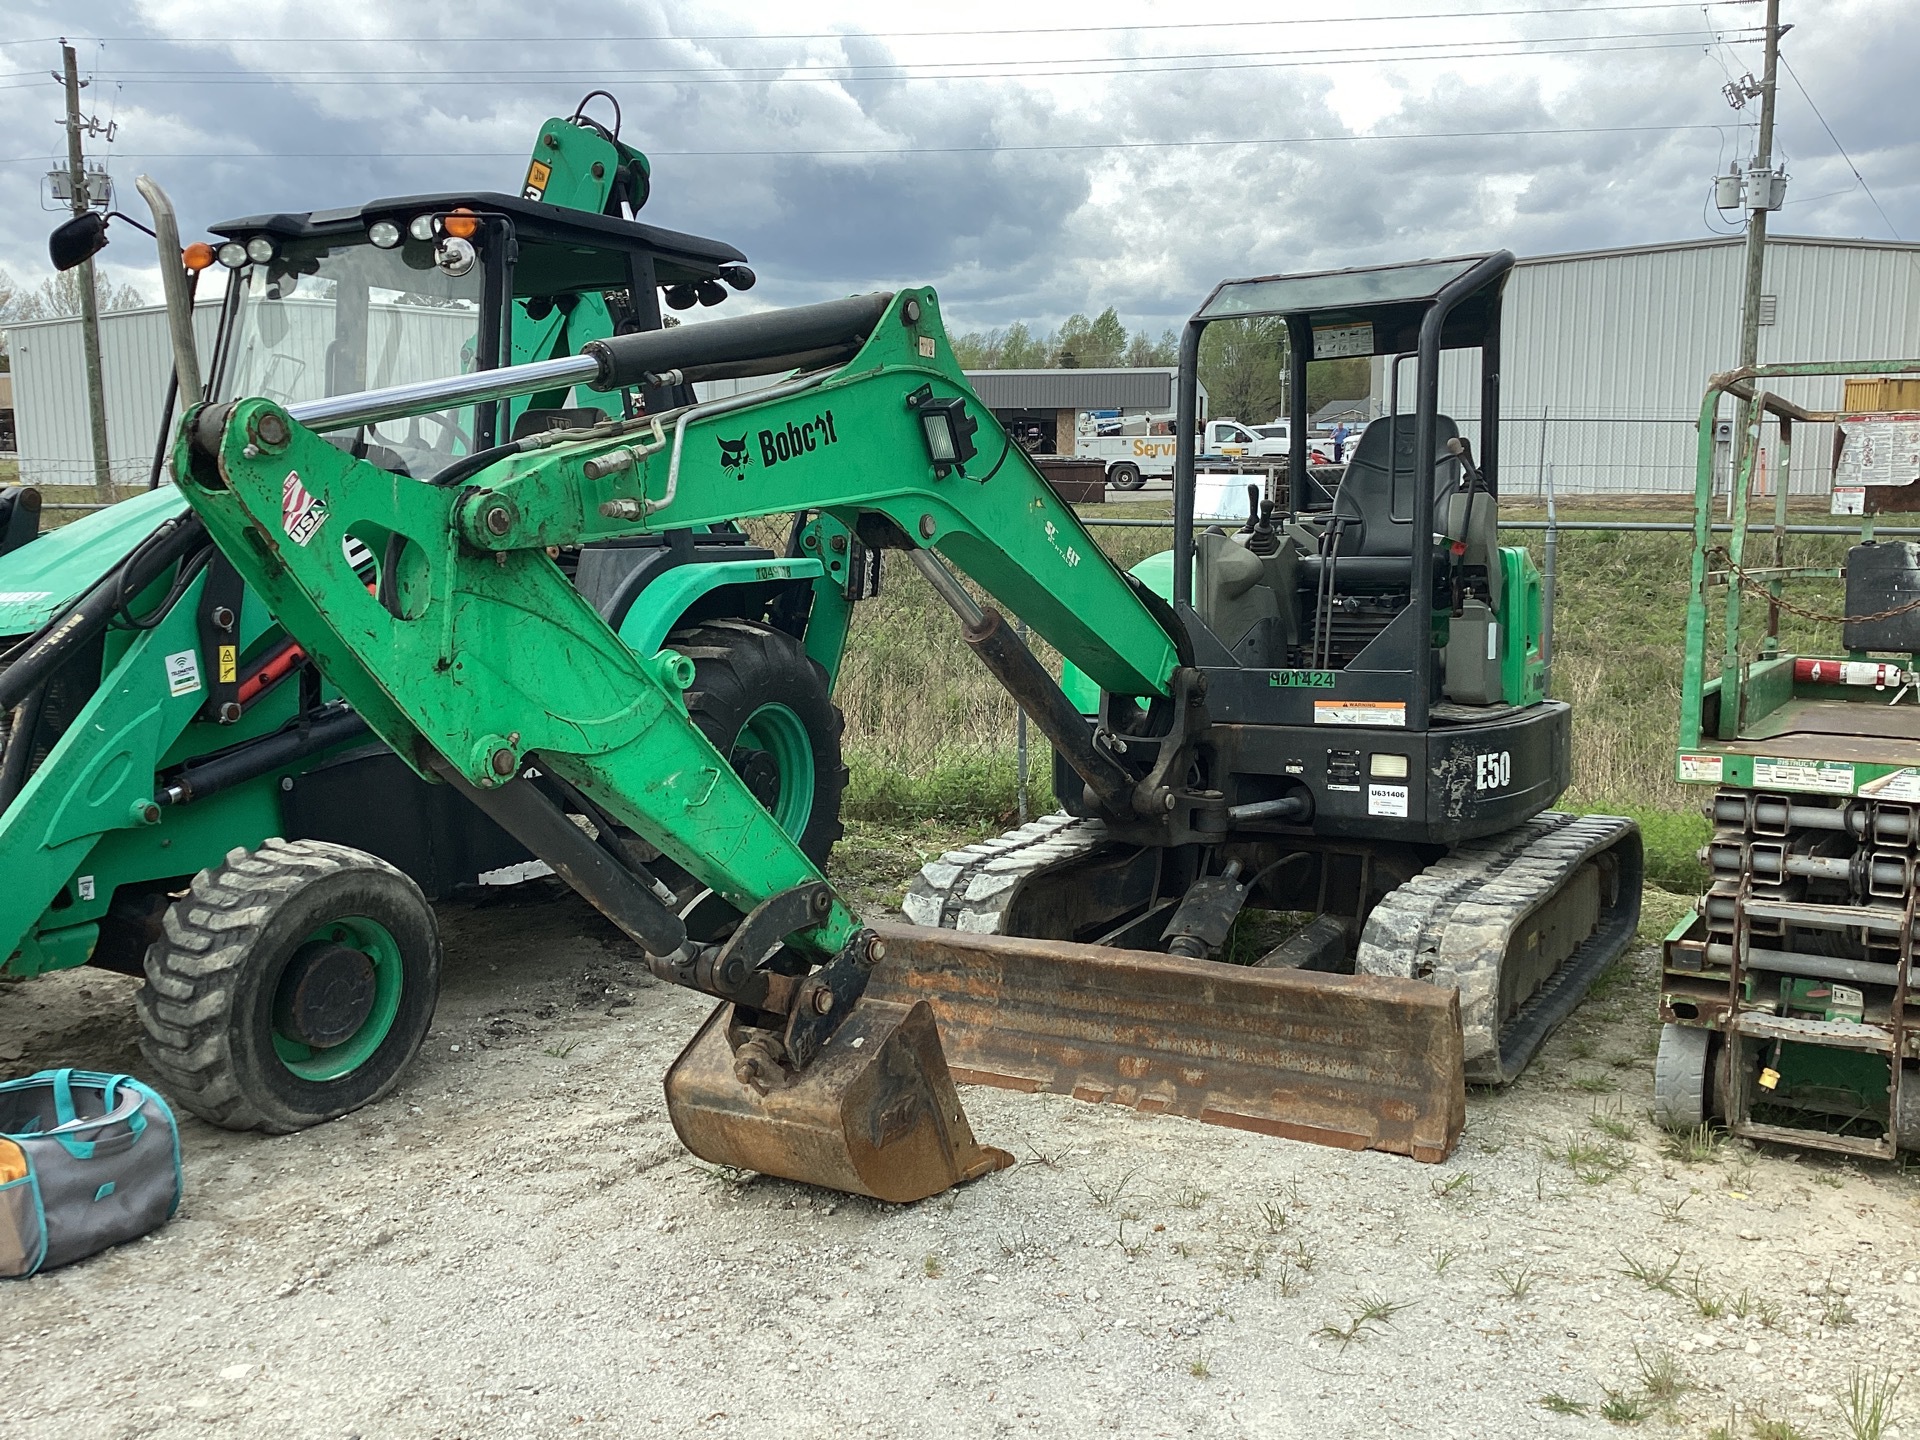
[{"xmin": 1, "ymin": 0, "xmax": 1914, "ymax": 336}]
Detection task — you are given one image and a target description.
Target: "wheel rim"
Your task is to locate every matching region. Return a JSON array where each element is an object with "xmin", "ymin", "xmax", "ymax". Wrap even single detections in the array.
[
  {"xmin": 733, "ymin": 701, "xmax": 817, "ymax": 839},
  {"xmin": 270, "ymin": 915, "xmax": 405, "ymax": 1082}
]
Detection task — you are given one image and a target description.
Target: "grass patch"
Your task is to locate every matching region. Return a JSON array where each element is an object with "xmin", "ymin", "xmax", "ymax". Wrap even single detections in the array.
[
  {"xmin": 1841, "ymin": 1367, "xmax": 1902, "ymax": 1440},
  {"xmin": 843, "ymin": 752, "xmax": 1027, "ymax": 824},
  {"xmin": 1661, "ymin": 1123, "xmax": 1723, "ymax": 1165},
  {"xmin": 1616, "ymin": 1249, "xmax": 1682, "ymax": 1294},
  {"xmin": 1493, "ymin": 1265, "xmax": 1535, "ymax": 1300},
  {"xmin": 1600, "ymin": 1390, "xmax": 1651, "ymax": 1425},
  {"xmin": 1539, "ymin": 1394, "xmax": 1590, "ymax": 1416}
]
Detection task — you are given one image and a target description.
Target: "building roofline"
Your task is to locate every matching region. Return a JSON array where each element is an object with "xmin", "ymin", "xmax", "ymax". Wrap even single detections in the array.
[
  {"xmin": 1519, "ymin": 232, "xmax": 1920, "ymax": 266},
  {"xmin": 0, "ymin": 296, "xmax": 223, "ymax": 336}
]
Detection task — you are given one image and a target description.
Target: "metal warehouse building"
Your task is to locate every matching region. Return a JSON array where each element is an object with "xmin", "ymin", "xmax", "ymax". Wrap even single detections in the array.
[
  {"xmin": 1401, "ymin": 234, "xmax": 1920, "ymax": 497},
  {"xmin": 4, "ymin": 302, "xmax": 224, "ymax": 489}
]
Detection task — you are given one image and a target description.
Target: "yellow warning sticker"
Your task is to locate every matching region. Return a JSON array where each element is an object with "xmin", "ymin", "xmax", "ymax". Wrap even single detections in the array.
[
  {"xmin": 523, "ymin": 159, "xmax": 553, "ymax": 201},
  {"xmin": 1313, "ymin": 700, "xmax": 1406, "ymax": 727},
  {"xmin": 218, "ymin": 644, "xmax": 237, "ymax": 684}
]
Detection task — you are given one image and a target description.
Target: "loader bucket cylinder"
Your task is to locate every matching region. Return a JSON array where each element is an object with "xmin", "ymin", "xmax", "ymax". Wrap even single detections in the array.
[{"xmin": 664, "ymin": 999, "xmax": 1014, "ymax": 1203}]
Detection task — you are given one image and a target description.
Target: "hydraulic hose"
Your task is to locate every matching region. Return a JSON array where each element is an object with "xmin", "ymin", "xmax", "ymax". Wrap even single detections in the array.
[{"xmin": 0, "ymin": 512, "xmax": 209, "ymax": 715}]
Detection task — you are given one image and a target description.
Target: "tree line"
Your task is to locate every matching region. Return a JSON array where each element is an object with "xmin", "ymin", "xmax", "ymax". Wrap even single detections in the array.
[
  {"xmin": 950, "ymin": 306, "xmax": 1371, "ymax": 425},
  {"xmin": 948, "ymin": 306, "xmax": 1178, "ymax": 371},
  {"xmin": 0, "ymin": 265, "xmax": 147, "ymax": 371}
]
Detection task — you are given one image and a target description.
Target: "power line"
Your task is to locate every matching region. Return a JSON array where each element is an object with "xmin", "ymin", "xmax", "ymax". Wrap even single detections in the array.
[
  {"xmin": 0, "ymin": 27, "xmax": 1757, "ymax": 79},
  {"xmin": 0, "ymin": 35, "xmax": 1763, "ymax": 91},
  {"xmin": 1779, "ymin": 52, "xmax": 1903, "ymax": 242},
  {"xmin": 0, "ymin": 2, "xmax": 1764, "ymax": 48},
  {"xmin": 0, "ymin": 120, "xmax": 1737, "ymax": 167}
]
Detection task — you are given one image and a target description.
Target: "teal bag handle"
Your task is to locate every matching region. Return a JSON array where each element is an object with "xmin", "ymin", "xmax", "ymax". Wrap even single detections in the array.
[
  {"xmin": 47, "ymin": 1088, "xmax": 148, "ymax": 1161},
  {"xmin": 51, "ymin": 1068, "xmax": 77, "ymax": 1126}
]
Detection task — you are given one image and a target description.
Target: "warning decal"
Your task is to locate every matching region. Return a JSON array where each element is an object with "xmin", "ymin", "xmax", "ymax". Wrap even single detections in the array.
[
  {"xmin": 1314, "ymin": 700, "xmax": 1407, "ymax": 728},
  {"xmin": 1678, "ymin": 754, "xmax": 1724, "ymax": 784},
  {"xmin": 1861, "ymin": 768, "xmax": 1920, "ymax": 802},
  {"xmin": 282, "ymin": 470, "xmax": 328, "ymax": 547}
]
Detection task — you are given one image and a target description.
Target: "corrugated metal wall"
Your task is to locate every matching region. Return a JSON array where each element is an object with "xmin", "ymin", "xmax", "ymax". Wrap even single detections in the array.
[
  {"xmin": 6, "ymin": 302, "xmax": 223, "ymax": 488},
  {"xmin": 1381, "ymin": 237, "xmax": 1920, "ymax": 496},
  {"xmin": 6, "ymin": 298, "xmax": 477, "ymax": 489}
]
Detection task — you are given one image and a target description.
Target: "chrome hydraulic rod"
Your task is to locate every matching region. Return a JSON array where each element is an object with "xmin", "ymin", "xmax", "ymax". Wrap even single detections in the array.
[{"xmin": 289, "ymin": 354, "xmax": 602, "ymax": 433}]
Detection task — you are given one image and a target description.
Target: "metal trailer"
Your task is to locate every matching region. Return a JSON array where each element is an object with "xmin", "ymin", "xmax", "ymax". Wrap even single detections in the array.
[{"xmin": 1660, "ymin": 359, "xmax": 1920, "ymax": 1157}]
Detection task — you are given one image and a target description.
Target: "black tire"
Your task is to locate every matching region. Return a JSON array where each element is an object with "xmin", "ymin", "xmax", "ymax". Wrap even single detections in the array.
[
  {"xmin": 135, "ymin": 838, "xmax": 441, "ymax": 1133},
  {"xmin": 668, "ymin": 618, "xmax": 848, "ymax": 868},
  {"xmin": 1109, "ymin": 462, "xmax": 1145, "ymax": 491}
]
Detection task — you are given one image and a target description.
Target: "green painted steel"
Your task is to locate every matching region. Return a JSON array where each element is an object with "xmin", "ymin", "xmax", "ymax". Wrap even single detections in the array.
[
  {"xmin": 0, "ymin": 110, "xmax": 775, "ymax": 983},
  {"xmin": 611, "ymin": 553, "xmax": 827, "ymax": 656},
  {"xmin": 737, "ymin": 703, "xmax": 816, "ymax": 839},
  {"xmin": 0, "ymin": 487, "xmax": 190, "ymax": 633},
  {"xmin": 171, "ymin": 289, "xmax": 1181, "ymax": 960},
  {"xmin": 1060, "ymin": 548, "xmax": 1179, "ymax": 715},
  {"xmin": 1495, "ymin": 546, "xmax": 1547, "ymax": 707},
  {"xmin": 271, "ymin": 916, "xmax": 405, "ymax": 1081},
  {"xmin": 1676, "ymin": 356, "xmax": 1920, "ymax": 790}
]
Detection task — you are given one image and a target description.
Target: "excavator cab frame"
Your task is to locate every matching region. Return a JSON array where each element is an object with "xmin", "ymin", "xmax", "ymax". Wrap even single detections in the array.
[{"xmin": 1171, "ymin": 251, "xmax": 1524, "ymax": 740}]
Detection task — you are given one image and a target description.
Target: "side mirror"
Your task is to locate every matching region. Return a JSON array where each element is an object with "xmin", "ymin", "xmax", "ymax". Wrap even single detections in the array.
[{"xmin": 49, "ymin": 212, "xmax": 109, "ymax": 271}]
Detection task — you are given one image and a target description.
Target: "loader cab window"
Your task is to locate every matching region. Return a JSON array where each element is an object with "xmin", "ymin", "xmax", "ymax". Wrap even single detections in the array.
[{"xmin": 215, "ymin": 235, "xmax": 487, "ymax": 478}]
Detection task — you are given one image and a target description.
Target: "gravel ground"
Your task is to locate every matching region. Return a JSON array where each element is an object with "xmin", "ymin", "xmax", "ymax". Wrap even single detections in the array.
[{"xmin": 2, "ymin": 876, "xmax": 1916, "ymax": 1440}]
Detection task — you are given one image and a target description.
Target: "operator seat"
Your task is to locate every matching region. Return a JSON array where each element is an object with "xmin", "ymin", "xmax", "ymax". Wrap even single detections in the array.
[{"xmin": 1295, "ymin": 414, "xmax": 1498, "ymax": 605}]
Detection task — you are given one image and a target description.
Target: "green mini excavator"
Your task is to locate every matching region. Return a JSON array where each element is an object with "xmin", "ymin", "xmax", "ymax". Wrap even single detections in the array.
[{"xmin": 145, "ymin": 220, "xmax": 1642, "ymax": 1200}]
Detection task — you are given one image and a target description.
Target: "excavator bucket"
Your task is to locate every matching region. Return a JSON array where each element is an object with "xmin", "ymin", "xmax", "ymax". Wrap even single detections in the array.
[
  {"xmin": 861, "ymin": 923, "xmax": 1467, "ymax": 1163},
  {"xmin": 664, "ymin": 997, "xmax": 1014, "ymax": 1203}
]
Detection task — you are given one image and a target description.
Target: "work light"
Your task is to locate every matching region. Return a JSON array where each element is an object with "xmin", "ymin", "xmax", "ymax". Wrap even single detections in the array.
[{"xmin": 907, "ymin": 385, "xmax": 978, "ymax": 478}]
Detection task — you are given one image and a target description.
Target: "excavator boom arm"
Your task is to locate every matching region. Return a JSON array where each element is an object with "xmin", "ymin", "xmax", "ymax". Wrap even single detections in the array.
[{"xmin": 172, "ymin": 289, "xmax": 1178, "ymax": 965}]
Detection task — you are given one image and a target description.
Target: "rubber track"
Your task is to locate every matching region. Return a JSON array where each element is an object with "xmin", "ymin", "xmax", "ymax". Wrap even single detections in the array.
[
  {"xmin": 903, "ymin": 813, "xmax": 1109, "ymax": 933},
  {"xmin": 135, "ymin": 837, "xmax": 400, "ymax": 1133},
  {"xmin": 1355, "ymin": 811, "xmax": 1641, "ymax": 1085}
]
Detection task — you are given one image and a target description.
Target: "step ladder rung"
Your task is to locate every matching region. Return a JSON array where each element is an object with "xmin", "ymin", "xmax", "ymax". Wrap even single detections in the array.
[
  {"xmin": 1741, "ymin": 897, "xmax": 1913, "ymax": 936},
  {"xmin": 1733, "ymin": 1011, "xmax": 1894, "ymax": 1052}
]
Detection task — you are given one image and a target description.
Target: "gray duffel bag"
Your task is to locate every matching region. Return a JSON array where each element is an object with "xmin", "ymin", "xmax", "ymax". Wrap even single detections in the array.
[{"xmin": 0, "ymin": 1069, "xmax": 182, "ymax": 1277}]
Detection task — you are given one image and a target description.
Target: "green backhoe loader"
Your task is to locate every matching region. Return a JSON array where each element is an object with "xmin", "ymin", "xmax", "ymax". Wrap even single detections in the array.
[{"xmin": 0, "ymin": 98, "xmax": 844, "ymax": 1134}]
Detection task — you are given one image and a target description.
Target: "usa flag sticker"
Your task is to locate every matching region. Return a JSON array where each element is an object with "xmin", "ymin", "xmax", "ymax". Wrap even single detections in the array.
[{"xmin": 282, "ymin": 469, "xmax": 328, "ymax": 547}]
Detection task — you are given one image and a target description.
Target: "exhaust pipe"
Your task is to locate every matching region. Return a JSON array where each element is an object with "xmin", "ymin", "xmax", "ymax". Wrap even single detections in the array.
[{"xmin": 136, "ymin": 176, "xmax": 202, "ymax": 409}]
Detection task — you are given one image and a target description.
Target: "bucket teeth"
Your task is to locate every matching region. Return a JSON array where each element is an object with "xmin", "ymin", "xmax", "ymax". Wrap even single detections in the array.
[{"xmin": 664, "ymin": 998, "xmax": 1013, "ymax": 1203}]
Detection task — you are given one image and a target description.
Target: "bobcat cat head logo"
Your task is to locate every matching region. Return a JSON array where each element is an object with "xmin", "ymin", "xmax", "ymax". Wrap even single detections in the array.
[{"xmin": 717, "ymin": 435, "xmax": 751, "ymax": 474}]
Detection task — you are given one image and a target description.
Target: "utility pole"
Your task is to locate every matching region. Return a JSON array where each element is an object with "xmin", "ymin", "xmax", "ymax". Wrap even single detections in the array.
[
  {"xmin": 61, "ymin": 41, "xmax": 114, "ymax": 504},
  {"xmin": 1732, "ymin": 0, "xmax": 1785, "ymax": 485}
]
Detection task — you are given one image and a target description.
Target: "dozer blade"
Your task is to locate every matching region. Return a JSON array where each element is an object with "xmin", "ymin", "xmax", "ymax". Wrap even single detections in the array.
[
  {"xmin": 862, "ymin": 922, "xmax": 1466, "ymax": 1163},
  {"xmin": 664, "ymin": 997, "xmax": 1014, "ymax": 1203}
]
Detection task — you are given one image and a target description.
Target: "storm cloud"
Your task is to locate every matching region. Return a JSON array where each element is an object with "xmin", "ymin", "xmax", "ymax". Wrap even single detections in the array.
[{"xmin": 0, "ymin": 0, "xmax": 1912, "ymax": 335}]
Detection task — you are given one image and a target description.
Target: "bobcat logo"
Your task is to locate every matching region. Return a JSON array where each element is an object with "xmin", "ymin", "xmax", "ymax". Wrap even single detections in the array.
[{"xmin": 717, "ymin": 434, "xmax": 751, "ymax": 475}]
